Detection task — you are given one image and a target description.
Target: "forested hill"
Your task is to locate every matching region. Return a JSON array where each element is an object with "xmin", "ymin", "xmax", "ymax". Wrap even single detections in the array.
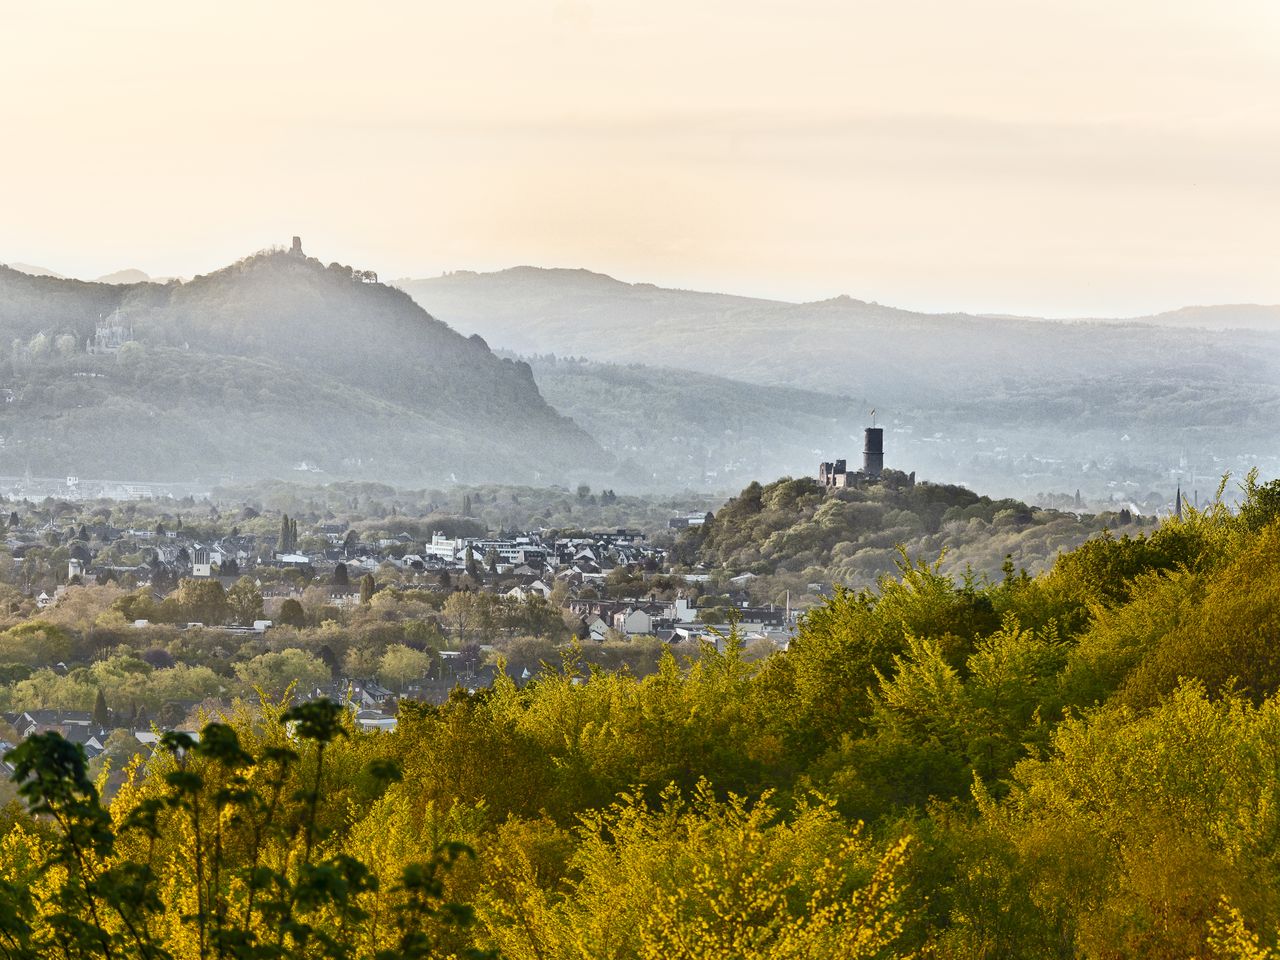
[
  {"xmin": 674, "ymin": 472, "xmax": 1148, "ymax": 599},
  {"xmin": 0, "ymin": 249, "xmax": 602, "ymax": 484}
]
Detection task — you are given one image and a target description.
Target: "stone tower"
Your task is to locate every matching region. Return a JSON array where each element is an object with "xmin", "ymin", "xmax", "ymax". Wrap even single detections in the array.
[{"xmin": 863, "ymin": 427, "xmax": 884, "ymax": 477}]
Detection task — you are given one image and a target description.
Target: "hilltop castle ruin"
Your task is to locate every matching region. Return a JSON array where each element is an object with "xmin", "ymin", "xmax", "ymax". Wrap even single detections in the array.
[{"xmin": 819, "ymin": 426, "xmax": 912, "ymax": 489}]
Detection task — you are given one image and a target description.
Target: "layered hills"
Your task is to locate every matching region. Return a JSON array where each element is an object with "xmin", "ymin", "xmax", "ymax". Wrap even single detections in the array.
[
  {"xmin": 402, "ymin": 267, "xmax": 1280, "ymax": 413},
  {"xmin": 0, "ymin": 247, "xmax": 602, "ymax": 485},
  {"xmin": 521, "ymin": 354, "xmax": 858, "ymax": 489},
  {"xmin": 405, "ymin": 267, "xmax": 1280, "ymax": 499}
]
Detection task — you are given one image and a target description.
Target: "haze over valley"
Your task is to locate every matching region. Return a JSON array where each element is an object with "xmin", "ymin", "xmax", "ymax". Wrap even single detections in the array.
[{"xmin": 410, "ymin": 266, "xmax": 1280, "ymax": 504}]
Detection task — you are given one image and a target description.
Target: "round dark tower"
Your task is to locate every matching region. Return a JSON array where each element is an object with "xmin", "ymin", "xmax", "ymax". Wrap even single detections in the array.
[{"xmin": 863, "ymin": 427, "xmax": 884, "ymax": 477}]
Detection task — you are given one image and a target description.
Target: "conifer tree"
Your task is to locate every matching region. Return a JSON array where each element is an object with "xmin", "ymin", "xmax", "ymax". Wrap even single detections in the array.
[
  {"xmin": 92, "ymin": 688, "xmax": 109, "ymax": 727},
  {"xmin": 279, "ymin": 513, "xmax": 298, "ymax": 553}
]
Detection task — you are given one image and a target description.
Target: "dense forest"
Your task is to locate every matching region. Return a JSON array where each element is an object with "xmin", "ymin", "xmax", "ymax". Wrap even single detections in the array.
[{"xmin": 4, "ymin": 476, "xmax": 1280, "ymax": 957}]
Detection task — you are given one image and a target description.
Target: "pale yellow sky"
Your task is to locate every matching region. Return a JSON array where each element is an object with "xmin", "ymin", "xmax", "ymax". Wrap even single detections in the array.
[{"xmin": 2, "ymin": 0, "xmax": 1277, "ymax": 315}]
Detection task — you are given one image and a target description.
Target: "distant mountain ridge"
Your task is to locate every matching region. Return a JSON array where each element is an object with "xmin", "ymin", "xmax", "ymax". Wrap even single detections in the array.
[
  {"xmin": 95, "ymin": 268, "xmax": 151, "ymax": 285},
  {"xmin": 1137, "ymin": 303, "xmax": 1280, "ymax": 330},
  {"xmin": 0, "ymin": 246, "xmax": 603, "ymax": 484},
  {"xmin": 400, "ymin": 266, "xmax": 1280, "ymax": 408},
  {"xmin": 7, "ymin": 263, "xmax": 64, "ymax": 280},
  {"xmin": 407, "ymin": 265, "xmax": 1280, "ymax": 333},
  {"xmin": 6, "ymin": 264, "xmax": 166, "ymax": 285}
]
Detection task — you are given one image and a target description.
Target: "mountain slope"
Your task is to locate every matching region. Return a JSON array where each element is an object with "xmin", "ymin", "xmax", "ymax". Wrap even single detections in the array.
[
  {"xmin": 0, "ymin": 248, "xmax": 604, "ymax": 484},
  {"xmin": 521, "ymin": 354, "xmax": 860, "ymax": 489}
]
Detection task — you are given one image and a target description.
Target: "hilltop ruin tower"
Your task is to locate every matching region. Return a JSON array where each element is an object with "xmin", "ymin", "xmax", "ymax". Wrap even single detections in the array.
[
  {"xmin": 863, "ymin": 427, "xmax": 884, "ymax": 478},
  {"xmin": 819, "ymin": 420, "xmax": 891, "ymax": 489},
  {"xmin": 290, "ymin": 236, "xmax": 303, "ymax": 256}
]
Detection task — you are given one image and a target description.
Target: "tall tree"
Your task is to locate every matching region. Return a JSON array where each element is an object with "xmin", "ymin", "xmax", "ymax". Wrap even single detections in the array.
[
  {"xmin": 174, "ymin": 578, "xmax": 229, "ymax": 626},
  {"xmin": 226, "ymin": 576, "xmax": 264, "ymax": 625},
  {"xmin": 376, "ymin": 645, "xmax": 432, "ymax": 692},
  {"xmin": 92, "ymin": 688, "xmax": 109, "ymax": 727},
  {"xmin": 442, "ymin": 590, "xmax": 477, "ymax": 645},
  {"xmin": 278, "ymin": 598, "xmax": 306, "ymax": 628}
]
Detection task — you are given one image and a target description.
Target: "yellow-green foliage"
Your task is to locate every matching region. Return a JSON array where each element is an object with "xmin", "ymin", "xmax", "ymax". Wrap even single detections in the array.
[
  {"xmin": 480, "ymin": 782, "xmax": 910, "ymax": 960},
  {"xmin": 4, "ymin": 479, "xmax": 1280, "ymax": 958}
]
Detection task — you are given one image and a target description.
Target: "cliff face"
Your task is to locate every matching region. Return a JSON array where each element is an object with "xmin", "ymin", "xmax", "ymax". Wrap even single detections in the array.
[{"xmin": 0, "ymin": 249, "xmax": 604, "ymax": 485}]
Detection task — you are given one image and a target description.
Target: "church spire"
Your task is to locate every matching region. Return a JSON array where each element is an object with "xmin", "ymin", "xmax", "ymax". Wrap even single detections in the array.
[{"xmin": 1175, "ymin": 483, "xmax": 1182, "ymax": 520}]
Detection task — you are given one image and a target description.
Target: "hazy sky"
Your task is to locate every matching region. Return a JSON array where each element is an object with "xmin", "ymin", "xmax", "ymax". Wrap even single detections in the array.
[{"xmin": 2, "ymin": 0, "xmax": 1277, "ymax": 316}]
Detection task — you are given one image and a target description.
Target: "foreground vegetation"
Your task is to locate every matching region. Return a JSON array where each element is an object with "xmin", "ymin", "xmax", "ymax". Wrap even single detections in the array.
[{"xmin": 4, "ymin": 475, "xmax": 1280, "ymax": 957}]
